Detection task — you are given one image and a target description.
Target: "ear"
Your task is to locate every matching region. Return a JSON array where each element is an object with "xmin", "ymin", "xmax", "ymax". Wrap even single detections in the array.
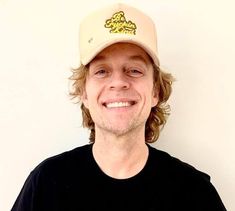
[
  {"xmin": 81, "ymin": 89, "xmax": 89, "ymax": 109},
  {"xmin": 151, "ymin": 87, "xmax": 159, "ymax": 107}
]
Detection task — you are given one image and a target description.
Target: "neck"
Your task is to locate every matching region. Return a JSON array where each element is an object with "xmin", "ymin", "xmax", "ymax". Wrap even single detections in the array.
[{"xmin": 92, "ymin": 127, "xmax": 149, "ymax": 179}]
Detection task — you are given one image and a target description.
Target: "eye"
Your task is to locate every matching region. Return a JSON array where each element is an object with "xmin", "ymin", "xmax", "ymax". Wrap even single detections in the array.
[
  {"xmin": 94, "ymin": 69, "xmax": 109, "ymax": 78},
  {"xmin": 127, "ymin": 68, "xmax": 144, "ymax": 77}
]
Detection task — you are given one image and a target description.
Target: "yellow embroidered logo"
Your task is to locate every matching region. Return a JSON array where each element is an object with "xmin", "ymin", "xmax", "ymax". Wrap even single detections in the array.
[{"xmin": 104, "ymin": 11, "xmax": 137, "ymax": 35}]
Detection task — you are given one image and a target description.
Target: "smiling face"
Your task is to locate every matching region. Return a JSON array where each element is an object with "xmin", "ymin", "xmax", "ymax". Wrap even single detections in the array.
[{"xmin": 82, "ymin": 43, "xmax": 158, "ymax": 139}]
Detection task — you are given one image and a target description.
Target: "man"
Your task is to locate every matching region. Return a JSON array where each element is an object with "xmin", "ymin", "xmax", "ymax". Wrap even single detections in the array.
[{"xmin": 12, "ymin": 3, "xmax": 226, "ymax": 210}]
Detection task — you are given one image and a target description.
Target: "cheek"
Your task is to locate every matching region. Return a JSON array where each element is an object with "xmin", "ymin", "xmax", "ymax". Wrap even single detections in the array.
[{"xmin": 138, "ymin": 84, "xmax": 154, "ymax": 103}]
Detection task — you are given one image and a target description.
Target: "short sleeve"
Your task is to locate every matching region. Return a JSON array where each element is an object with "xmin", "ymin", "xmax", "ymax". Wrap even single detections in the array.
[{"xmin": 11, "ymin": 170, "xmax": 41, "ymax": 211}]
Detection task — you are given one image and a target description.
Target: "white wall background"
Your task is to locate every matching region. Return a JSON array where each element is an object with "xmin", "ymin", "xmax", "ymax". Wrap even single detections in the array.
[{"xmin": 0, "ymin": 0, "xmax": 234, "ymax": 210}]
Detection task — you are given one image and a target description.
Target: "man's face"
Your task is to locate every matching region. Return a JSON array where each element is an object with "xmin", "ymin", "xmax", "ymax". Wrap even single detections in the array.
[{"xmin": 82, "ymin": 43, "xmax": 158, "ymax": 137}]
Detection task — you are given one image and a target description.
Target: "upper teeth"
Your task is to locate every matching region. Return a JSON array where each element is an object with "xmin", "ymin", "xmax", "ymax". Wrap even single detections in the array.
[{"xmin": 106, "ymin": 102, "xmax": 131, "ymax": 108}]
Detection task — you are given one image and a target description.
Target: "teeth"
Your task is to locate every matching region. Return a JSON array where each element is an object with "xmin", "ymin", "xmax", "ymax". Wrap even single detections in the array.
[{"xmin": 106, "ymin": 102, "xmax": 132, "ymax": 108}]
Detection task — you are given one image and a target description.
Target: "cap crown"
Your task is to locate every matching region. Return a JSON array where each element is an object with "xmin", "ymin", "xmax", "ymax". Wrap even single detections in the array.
[{"xmin": 79, "ymin": 3, "xmax": 159, "ymax": 66}]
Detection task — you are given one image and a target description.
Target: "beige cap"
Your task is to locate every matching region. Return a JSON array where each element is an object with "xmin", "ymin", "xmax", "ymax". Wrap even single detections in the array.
[{"xmin": 79, "ymin": 3, "xmax": 159, "ymax": 66}]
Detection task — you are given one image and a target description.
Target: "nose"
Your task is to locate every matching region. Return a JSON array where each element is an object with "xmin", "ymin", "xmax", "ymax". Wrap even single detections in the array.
[{"xmin": 108, "ymin": 71, "xmax": 130, "ymax": 90}]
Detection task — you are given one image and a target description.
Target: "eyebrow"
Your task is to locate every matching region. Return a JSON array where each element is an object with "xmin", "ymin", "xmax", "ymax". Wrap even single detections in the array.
[{"xmin": 128, "ymin": 55, "xmax": 150, "ymax": 66}]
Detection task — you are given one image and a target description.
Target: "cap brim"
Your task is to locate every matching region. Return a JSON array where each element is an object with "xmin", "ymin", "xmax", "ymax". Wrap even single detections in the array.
[{"xmin": 81, "ymin": 37, "xmax": 160, "ymax": 66}]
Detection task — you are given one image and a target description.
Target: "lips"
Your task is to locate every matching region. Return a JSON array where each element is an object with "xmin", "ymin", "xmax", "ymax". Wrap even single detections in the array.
[{"xmin": 102, "ymin": 100, "xmax": 137, "ymax": 108}]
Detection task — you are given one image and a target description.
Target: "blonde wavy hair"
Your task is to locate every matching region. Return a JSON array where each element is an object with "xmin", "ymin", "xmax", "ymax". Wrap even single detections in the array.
[{"xmin": 69, "ymin": 63, "xmax": 174, "ymax": 143}]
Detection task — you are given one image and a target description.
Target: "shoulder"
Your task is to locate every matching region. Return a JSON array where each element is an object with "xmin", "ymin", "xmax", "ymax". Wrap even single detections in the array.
[
  {"xmin": 11, "ymin": 144, "xmax": 93, "ymax": 210},
  {"xmin": 31, "ymin": 144, "xmax": 92, "ymax": 178},
  {"xmin": 147, "ymin": 145, "xmax": 227, "ymax": 210},
  {"xmin": 147, "ymin": 144, "xmax": 210, "ymax": 183}
]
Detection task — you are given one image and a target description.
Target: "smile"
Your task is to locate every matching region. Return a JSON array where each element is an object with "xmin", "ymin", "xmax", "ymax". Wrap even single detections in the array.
[{"xmin": 103, "ymin": 101, "xmax": 136, "ymax": 108}]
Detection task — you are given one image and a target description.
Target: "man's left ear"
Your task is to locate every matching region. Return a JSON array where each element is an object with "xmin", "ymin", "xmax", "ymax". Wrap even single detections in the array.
[{"xmin": 152, "ymin": 88, "xmax": 159, "ymax": 107}]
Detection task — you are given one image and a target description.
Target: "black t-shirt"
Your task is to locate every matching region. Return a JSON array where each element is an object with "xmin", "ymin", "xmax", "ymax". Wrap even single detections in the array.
[{"xmin": 11, "ymin": 144, "xmax": 226, "ymax": 211}]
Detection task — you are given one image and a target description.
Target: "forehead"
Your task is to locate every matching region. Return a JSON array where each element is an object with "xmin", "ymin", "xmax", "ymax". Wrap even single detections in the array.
[{"xmin": 90, "ymin": 42, "xmax": 153, "ymax": 65}]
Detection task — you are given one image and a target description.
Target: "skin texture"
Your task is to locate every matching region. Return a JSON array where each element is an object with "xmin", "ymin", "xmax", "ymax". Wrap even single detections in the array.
[{"xmin": 82, "ymin": 43, "xmax": 159, "ymax": 179}]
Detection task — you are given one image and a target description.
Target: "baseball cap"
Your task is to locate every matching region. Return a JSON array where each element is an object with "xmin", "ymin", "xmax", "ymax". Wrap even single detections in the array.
[{"xmin": 79, "ymin": 3, "xmax": 160, "ymax": 66}]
